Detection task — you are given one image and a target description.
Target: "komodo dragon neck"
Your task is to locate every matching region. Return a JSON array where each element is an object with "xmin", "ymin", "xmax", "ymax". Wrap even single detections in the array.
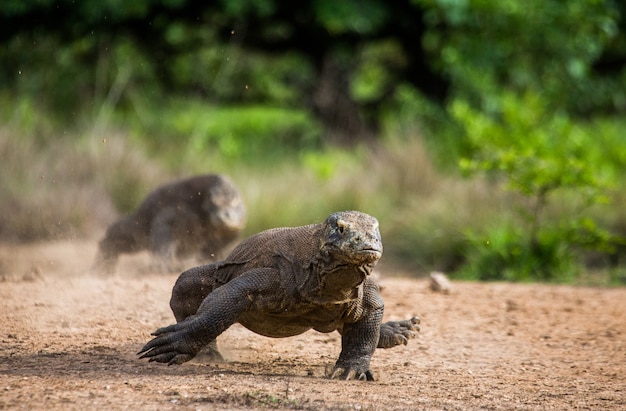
[{"xmin": 297, "ymin": 249, "xmax": 372, "ymax": 304}]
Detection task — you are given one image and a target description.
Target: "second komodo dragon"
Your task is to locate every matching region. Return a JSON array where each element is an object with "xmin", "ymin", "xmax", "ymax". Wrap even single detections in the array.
[
  {"xmin": 95, "ymin": 174, "xmax": 245, "ymax": 273},
  {"xmin": 138, "ymin": 210, "xmax": 420, "ymax": 380}
]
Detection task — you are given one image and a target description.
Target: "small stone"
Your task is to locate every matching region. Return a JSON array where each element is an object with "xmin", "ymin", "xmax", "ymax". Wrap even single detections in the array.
[{"xmin": 429, "ymin": 271, "xmax": 452, "ymax": 294}]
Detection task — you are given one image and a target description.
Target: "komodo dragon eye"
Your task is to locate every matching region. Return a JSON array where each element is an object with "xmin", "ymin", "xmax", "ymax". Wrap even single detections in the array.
[{"xmin": 337, "ymin": 220, "xmax": 348, "ymax": 234}]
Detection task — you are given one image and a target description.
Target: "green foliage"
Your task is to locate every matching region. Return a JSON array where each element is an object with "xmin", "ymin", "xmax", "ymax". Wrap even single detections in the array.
[
  {"xmin": 385, "ymin": 213, "xmax": 467, "ymax": 273},
  {"xmin": 218, "ymin": 0, "xmax": 276, "ymax": 18},
  {"xmin": 453, "ymin": 91, "xmax": 617, "ymax": 281},
  {"xmin": 458, "ymin": 216, "xmax": 622, "ymax": 283},
  {"xmin": 352, "ymin": 40, "xmax": 406, "ymax": 104},
  {"xmin": 313, "ymin": 0, "xmax": 390, "ymax": 34},
  {"xmin": 300, "ymin": 148, "xmax": 365, "ymax": 181},
  {"xmin": 126, "ymin": 100, "xmax": 322, "ymax": 164},
  {"xmin": 2, "ymin": 0, "xmax": 625, "ymax": 146},
  {"xmin": 388, "ymin": 85, "xmax": 470, "ymax": 170},
  {"xmin": 170, "ymin": 44, "xmax": 315, "ymax": 105},
  {"xmin": 457, "ymin": 223, "xmax": 578, "ymax": 282},
  {"xmin": 96, "ymin": 138, "xmax": 168, "ymax": 214},
  {"xmin": 455, "ymin": 92, "xmax": 612, "ymax": 201},
  {"xmin": 419, "ymin": 0, "xmax": 623, "ymax": 113},
  {"xmin": 0, "ymin": 0, "xmax": 185, "ymax": 23},
  {"xmin": 185, "ymin": 106, "xmax": 321, "ymax": 160}
]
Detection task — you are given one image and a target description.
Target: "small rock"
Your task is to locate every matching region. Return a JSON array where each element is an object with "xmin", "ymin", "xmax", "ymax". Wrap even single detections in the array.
[{"xmin": 429, "ymin": 271, "xmax": 452, "ymax": 294}]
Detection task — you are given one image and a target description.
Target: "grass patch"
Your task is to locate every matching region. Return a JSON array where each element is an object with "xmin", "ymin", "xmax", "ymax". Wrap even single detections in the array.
[{"xmin": 119, "ymin": 99, "xmax": 322, "ymax": 166}]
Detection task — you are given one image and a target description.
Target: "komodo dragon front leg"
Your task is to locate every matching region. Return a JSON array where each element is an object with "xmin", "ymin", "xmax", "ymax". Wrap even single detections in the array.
[
  {"xmin": 138, "ymin": 268, "xmax": 279, "ymax": 364},
  {"xmin": 330, "ymin": 305, "xmax": 383, "ymax": 381},
  {"xmin": 329, "ymin": 283, "xmax": 420, "ymax": 381},
  {"xmin": 167, "ymin": 264, "xmax": 226, "ymax": 360},
  {"xmin": 168, "ymin": 264, "xmax": 223, "ymax": 322},
  {"xmin": 330, "ymin": 314, "xmax": 420, "ymax": 380}
]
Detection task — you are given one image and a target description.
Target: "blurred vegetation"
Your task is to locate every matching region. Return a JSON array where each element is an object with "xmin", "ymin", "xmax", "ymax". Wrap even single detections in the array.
[
  {"xmin": 454, "ymin": 92, "xmax": 619, "ymax": 281},
  {"xmin": 1, "ymin": 0, "xmax": 625, "ymax": 284}
]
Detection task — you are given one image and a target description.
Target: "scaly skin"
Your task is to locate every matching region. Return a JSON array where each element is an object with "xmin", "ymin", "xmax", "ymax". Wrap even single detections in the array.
[{"xmin": 138, "ymin": 211, "xmax": 420, "ymax": 380}]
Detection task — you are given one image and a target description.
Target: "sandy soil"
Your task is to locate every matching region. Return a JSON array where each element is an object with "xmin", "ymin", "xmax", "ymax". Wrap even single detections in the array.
[{"xmin": 1, "ymin": 240, "xmax": 625, "ymax": 410}]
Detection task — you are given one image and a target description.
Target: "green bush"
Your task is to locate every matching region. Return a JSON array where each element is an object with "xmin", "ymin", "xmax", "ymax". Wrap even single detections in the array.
[
  {"xmin": 457, "ymin": 223, "xmax": 578, "ymax": 282},
  {"xmin": 452, "ymin": 91, "xmax": 616, "ymax": 281}
]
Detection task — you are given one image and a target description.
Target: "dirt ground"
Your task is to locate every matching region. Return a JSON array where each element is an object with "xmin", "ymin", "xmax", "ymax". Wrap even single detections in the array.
[{"xmin": 1, "ymin": 240, "xmax": 625, "ymax": 410}]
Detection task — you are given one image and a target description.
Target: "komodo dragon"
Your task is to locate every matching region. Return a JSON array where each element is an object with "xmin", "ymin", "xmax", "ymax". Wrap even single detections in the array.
[
  {"xmin": 95, "ymin": 174, "xmax": 246, "ymax": 273},
  {"xmin": 138, "ymin": 210, "xmax": 420, "ymax": 380}
]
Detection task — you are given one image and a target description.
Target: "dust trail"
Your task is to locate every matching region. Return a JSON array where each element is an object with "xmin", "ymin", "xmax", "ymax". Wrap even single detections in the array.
[{"xmin": 0, "ymin": 239, "xmax": 175, "ymax": 344}]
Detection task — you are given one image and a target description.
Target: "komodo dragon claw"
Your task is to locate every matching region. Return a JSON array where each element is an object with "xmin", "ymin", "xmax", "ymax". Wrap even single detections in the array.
[
  {"xmin": 137, "ymin": 322, "xmax": 199, "ymax": 365},
  {"xmin": 327, "ymin": 365, "xmax": 376, "ymax": 381}
]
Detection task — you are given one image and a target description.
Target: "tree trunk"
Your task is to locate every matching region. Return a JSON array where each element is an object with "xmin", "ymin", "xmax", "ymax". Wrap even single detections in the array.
[{"xmin": 312, "ymin": 55, "xmax": 378, "ymax": 146}]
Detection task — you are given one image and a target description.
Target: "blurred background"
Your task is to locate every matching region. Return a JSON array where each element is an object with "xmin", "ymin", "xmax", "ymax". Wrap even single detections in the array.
[{"xmin": 1, "ymin": 0, "xmax": 625, "ymax": 284}]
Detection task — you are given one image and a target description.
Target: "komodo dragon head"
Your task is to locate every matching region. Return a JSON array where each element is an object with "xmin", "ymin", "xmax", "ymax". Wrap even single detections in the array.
[
  {"xmin": 299, "ymin": 211, "xmax": 383, "ymax": 303},
  {"xmin": 203, "ymin": 175, "xmax": 246, "ymax": 232},
  {"xmin": 321, "ymin": 210, "xmax": 383, "ymax": 264},
  {"xmin": 312, "ymin": 211, "xmax": 382, "ymax": 297}
]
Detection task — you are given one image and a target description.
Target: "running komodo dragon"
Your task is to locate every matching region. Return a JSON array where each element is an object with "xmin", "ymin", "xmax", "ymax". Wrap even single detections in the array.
[
  {"xmin": 138, "ymin": 210, "xmax": 420, "ymax": 380},
  {"xmin": 95, "ymin": 174, "xmax": 245, "ymax": 273}
]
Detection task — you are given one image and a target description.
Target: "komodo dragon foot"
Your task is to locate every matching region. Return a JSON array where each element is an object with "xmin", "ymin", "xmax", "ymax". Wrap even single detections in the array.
[
  {"xmin": 326, "ymin": 316, "xmax": 421, "ymax": 381},
  {"xmin": 377, "ymin": 316, "xmax": 420, "ymax": 348}
]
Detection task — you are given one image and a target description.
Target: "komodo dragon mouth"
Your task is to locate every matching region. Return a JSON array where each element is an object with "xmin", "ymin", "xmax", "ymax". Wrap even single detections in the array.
[
  {"xmin": 359, "ymin": 248, "xmax": 382, "ymax": 256},
  {"xmin": 354, "ymin": 248, "xmax": 382, "ymax": 262}
]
